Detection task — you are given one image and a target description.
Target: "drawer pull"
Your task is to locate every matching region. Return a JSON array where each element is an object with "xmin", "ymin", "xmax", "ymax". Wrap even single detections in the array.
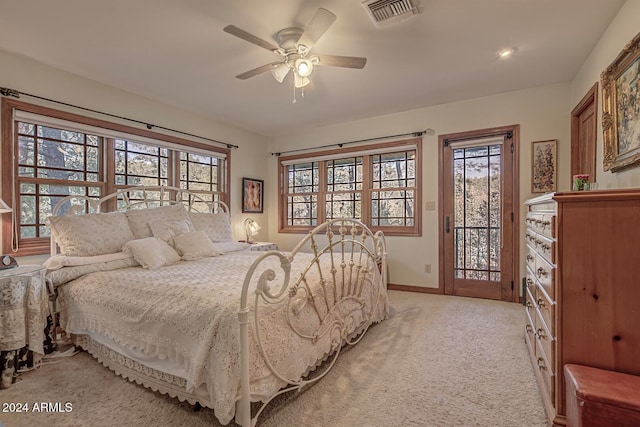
[
  {"xmin": 526, "ymin": 301, "xmax": 533, "ymax": 309},
  {"xmin": 536, "ymin": 328, "xmax": 547, "ymax": 339},
  {"xmin": 541, "ymin": 244, "xmax": 551, "ymax": 251},
  {"xmin": 526, "ymin": 254, "xmax": 534, "ymax": 262},
  {"xmin": 535, "ymin": 219, "xmax": 542, "ymax": 224},
  {"xmin": 536, "ymin": 297, "xmax": 546, "ymax": 308},
  {"xmin": 525, "ymin": 324, "xmax": 533, "ymax": 333},
  {"xmin": 526, "ymin": 278, "xmax": 534, "ymax": 286},
  {"xmin": 542, "ymin": 220, "xmax": 551, "ymax": 227},
  {"xmin": 537, "ymin": 267, "xmax": 548, "ymax": 278},
  {"xmin": 537, "ymin": 357, "xmax": 546, "ymax": 370}
]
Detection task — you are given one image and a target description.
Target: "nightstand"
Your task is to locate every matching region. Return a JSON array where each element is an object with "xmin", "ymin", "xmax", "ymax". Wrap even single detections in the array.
[
  {"xmin": 0, "ymin": 264, "xmax": 48, "ymax": 388},
  {"xmin": 248, "ymin": 242, "xmax": 279, "ymax": 251}
]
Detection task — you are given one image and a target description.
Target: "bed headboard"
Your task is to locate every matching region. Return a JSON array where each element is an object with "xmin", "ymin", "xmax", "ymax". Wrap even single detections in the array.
[
  {"xmin": 48, "ymin": 186, "xmax": 229, "ymax": 255},
  {"xmin": 51, "ymin": 186, "xmax": 228, "ymax": 216}
]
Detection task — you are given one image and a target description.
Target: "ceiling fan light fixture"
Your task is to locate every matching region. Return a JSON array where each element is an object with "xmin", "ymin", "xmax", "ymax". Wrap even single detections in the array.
[
  {"xmin": 294, "ymin": 73, "xmax": 310, "ymax": 88},
  {"xmin": 294, "ymin": 58, "xmax": 314, "ymax": 77},
  {"xmin": 271, "ymin": 63, "xmax": 290, "ymax": 83}
]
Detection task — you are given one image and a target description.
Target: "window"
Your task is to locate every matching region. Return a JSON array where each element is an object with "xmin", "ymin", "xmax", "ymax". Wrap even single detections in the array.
[
  {"xmin": 279, "ymin": 138, "xmax": 421, "ymax": 236},
  {"xmin": 1, "ymin": 99, "xmax": 230, "ymax": 256}
]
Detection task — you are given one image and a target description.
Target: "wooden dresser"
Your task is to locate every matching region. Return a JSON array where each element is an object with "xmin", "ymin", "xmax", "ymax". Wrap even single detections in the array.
[{"xmin": 524, "ymin": 189, "xmax": 640, "ymax": 426}]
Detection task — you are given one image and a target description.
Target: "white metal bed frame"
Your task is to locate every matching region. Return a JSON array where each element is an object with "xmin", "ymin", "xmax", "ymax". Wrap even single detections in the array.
[{"xmin": 49, "ymin": 185, "xmax": 388, "ymax": 426}]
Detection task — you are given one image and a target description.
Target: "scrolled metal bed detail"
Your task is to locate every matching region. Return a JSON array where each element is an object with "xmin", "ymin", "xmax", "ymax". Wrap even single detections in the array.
[{"xmin": 238, "ymin": 218, "xmax": 387, "ymax": 426}]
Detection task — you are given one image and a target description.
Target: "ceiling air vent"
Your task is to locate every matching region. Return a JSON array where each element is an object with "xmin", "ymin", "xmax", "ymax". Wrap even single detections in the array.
[{"xmin": 363, "ymin": 0, "xmax": 422, "ymax": 26}]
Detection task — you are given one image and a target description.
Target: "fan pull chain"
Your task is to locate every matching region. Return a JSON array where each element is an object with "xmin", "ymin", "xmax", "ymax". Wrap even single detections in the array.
[{"xmin": 292, "ymin": 83, "xmax": 297, "ymax": 104}]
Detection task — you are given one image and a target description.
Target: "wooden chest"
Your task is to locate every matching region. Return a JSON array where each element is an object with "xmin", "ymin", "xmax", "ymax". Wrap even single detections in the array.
[{"xmin": 564, "ymin": 364, "xmax": 640, "ymax": 427}]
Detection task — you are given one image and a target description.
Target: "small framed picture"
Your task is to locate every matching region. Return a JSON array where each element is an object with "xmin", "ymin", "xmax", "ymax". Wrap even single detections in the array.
[
  {"xmin": 531, "ymin": 139, "xmax": 557, "ymax": 193},
  {"xmin": 242, "ymin": 177, "xmax": 264, "ymax": 213}
]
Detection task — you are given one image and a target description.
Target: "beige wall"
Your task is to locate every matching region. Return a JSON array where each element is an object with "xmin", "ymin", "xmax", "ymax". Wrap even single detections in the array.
[
  {"xmin": 0, "ymin": 49, "xmax": 269, "ymax": 263},
  {"xmin": 571, "ymin": 0, "xmax": 640, "ymax": 189},
  {"xmin": 267, "ymin": 83, "xmax": 572, "ymax": 288}
]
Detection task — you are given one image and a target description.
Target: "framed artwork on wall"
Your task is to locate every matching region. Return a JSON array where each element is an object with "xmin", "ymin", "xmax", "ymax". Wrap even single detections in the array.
[
  {"xmin": 602, "ymin": 31, "xmax": 640, "ymax": 172},
  {"xmin": 242, "ymin": 177, "xmax": 264, "ymax": 213},
  {"xmin": 531, "ymin": 139, "xmax": 557, "ymax": 193}
]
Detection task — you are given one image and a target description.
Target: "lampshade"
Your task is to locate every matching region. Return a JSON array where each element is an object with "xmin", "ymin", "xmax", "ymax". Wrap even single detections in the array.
[
  {"xmin": 294, "ymin": 58, "xmax": 313, "ymax": 77},
  {"xmin": 294, "ymin": 73, "xmax": 310, "ymax": 88},
  {"xmin": 244, "ymin": 218, "xmax": 261, "ymax": 244},
  {"xmin": 0, "ymin": 198, "xmax": 12, "ymax": 214},
  {"xmin": 271, "ymin": 63, "xmax": 290, "ymax": 83}
]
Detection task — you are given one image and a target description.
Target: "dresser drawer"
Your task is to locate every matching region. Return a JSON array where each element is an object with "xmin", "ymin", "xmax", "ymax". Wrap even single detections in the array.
[
  {"xmin": 534, "ymin": 233, "xmax": 555, "ymax": 265},
  {"xmin": 535, "ymin": 284, "xmax": 555, "ymax": 336},
  {"xmin": 525, "ymin": 270, "xmax": 536, "ymax": 293},
  {"xmin": 525, "ymin": 229, "xmax": 537, "ymax": 247},
  {"xmin": 535, "ymin": 337, "xmax": 556, "ymax": 402},
  {"xmin": 525, "ymin": 244, "xmax": 537, "ymax": 271},
  {"xmin": 534, "ymin": 253, "xmax": 555, "ymax": 296},
  {"xmin": 526, "ymin": 212, "xmax": 555, "ymax": 239},
  {"xmin": 525, "ymin": 286, "xmax": 537, "ymax": 326},
  {"xmin": 535, "ymin": 309, "xmax": 555, "ymax": 373},
  {"xmin": 525, "ymin": 300, "xmax": 537, "ymax": 350}
]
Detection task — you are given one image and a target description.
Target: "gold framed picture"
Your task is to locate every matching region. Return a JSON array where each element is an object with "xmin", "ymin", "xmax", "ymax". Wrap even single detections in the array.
[
  {"xmin": 602, "ymin": 31, "xmax": 640, "ymax": 172},
  {"xmin": 531, "ymin": 139, "xmax": 557, "ymax": 193}
]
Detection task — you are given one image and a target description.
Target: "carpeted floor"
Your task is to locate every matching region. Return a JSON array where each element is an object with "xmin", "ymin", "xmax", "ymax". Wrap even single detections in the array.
[{"xmin": 0, "ymin": 290, "xmax": 547, "ymax": 427}]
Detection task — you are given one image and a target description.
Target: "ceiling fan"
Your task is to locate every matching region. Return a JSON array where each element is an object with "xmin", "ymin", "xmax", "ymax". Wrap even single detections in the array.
[{"xmin": 223, "ymin": 8, "xmax": 367, "ymax": 99}]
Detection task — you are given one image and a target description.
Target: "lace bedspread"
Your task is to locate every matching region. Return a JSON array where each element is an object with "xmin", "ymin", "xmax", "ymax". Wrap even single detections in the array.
[{"xmin": 57, "ymin": 251, "xmax": 388, "ymax": 425}]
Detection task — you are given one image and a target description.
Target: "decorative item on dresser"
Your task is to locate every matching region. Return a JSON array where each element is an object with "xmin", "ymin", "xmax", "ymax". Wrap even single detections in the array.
[
  {"xmin": 524, "ymin": 189, "xmax": 640, "ymax": 426},
  {"xmin": 0, "ymin": 265, "xmax": 49, "ymax": 388}
]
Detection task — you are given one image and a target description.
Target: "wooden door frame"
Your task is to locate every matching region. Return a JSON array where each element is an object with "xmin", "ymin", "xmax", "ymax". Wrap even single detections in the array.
[
  {"xmin": 571, "ymin": 82, "xmax": 598, "ymax": 184},
  {"xmin": 437, "ymin": 124, "xmax": 520, "ymax": 302}
]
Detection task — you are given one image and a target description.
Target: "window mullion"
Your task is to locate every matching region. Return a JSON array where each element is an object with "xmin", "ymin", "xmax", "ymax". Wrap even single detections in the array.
[
  {"xmin": 105, "ymin": 137, "xmax": 115, "ymax": 197},
  {"xmin": 318, "ymin": 160, "xmax": 326, "ymax": 224},
  {"xmin": 362, "ymin": 155, "xmax": 371, "ymax": 227}
]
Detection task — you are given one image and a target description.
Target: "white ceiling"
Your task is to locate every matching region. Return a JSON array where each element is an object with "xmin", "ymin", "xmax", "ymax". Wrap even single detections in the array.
[{"xmin": 0, "ymin": 0, "xmax": 626, "ymax": 137}]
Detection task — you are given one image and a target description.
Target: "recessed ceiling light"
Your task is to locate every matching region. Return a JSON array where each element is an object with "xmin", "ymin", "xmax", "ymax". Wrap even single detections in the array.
[{"xmin": 498, "ymin": 47, "xmax": 517, "ymax": 59}]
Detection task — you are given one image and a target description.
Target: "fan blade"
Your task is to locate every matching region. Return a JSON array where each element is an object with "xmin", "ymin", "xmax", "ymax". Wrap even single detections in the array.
[
  {"xmin": 297, "ymin": 8, "xmax": 337, "ymax": 52},
  {"xmin": 223, "ymin": 25, "xmax": 280, "ymax": 53},
  {"xmin": 315, "ymin": 54, "xmax": 367, "ymax": 69},
  {"xmin": 236, "ymin": 62, "xmax": 283, "ymax": 80}
]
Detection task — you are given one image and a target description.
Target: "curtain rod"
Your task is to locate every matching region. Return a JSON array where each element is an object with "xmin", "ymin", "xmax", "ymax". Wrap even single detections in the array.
[
  {"xmin": 442, "ymin": 130, "xmax": 513, "ymax": 146},
  {"xmin": 270, "ymin": 129, "xmax": 435, "ymax": 157},
  {"xmin": 0, "ymin": 86, "xmax": 239, "ymax": 150}
]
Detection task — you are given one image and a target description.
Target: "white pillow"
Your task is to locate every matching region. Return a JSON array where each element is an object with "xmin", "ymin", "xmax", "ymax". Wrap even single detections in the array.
[
  {"xmin": 44, "ymin": 251, "xmax": 133, "ymax": 271},
  {"xmin": 172, "ymin": 231, "xmax": 221, "ymax": 261},
  {"xmin": 188, "ymin": 212, "xmax": 233, "ymax": 242},
  {"xmin": 125, "ymin": 203, "xmax": 191, "ymax": 239},
  {"xmin": 48, "ymin": 211, "xmax": 134, "ymax": 256},
  {"xmin": 149, "ymin": 219, "xmax": 194, "ymax": 245},
  {"xmin": 123, "ymin": 237, "xmax": 181, "ymax": 269}
]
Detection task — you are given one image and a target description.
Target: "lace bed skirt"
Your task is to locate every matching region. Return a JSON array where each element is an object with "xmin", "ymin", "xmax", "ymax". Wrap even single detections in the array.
[{"xmin": 73, "ymin": 334, "xmax": 215, "ymax": 409}]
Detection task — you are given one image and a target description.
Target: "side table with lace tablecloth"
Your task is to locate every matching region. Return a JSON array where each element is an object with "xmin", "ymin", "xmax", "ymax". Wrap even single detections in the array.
[{"xmin": 0, "ymin": 265, "xmax": 49, "ymax": 388}]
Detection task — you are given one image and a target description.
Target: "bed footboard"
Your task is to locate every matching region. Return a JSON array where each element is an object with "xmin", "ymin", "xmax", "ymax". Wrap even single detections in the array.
[{"xmin": 237, "ymin": 218, "xmax": 387, "ymax": 427}]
